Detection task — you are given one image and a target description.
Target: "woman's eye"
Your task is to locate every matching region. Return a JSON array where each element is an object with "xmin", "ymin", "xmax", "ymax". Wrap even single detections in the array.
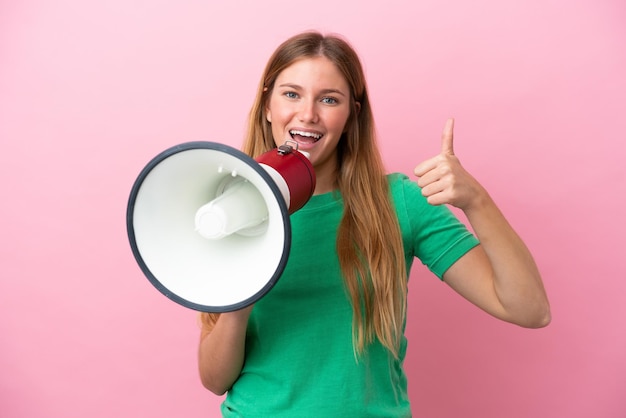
[
  {"xmin": 321, "ymin": 97, "xmax": 338, "ymax": 105},
  {"xmin": 285, "ymin": 91, "xmax": 298, "ymax": 99}
]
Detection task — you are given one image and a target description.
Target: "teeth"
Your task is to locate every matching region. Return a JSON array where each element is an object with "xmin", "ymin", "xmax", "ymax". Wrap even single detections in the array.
[{"xmin": 290, "ymin": 130, "xmax": 322, "ymax": 140}]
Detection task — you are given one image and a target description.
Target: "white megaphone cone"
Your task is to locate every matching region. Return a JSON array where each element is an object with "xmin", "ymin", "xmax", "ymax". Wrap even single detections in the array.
[{"xmin": 126, "ymin": 141, "xmax": 315, "ymax": 313}]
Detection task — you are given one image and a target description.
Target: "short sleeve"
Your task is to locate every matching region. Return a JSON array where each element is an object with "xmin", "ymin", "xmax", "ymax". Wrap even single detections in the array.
[{"xmin": 389, "ymin": 173, "xmax": 480, "ymax": 279}]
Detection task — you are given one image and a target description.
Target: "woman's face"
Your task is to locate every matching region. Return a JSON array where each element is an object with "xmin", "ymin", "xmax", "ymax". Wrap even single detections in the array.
[{"xmin": 265, "ymin": 56, "xmax": 352, "ymax": 184}]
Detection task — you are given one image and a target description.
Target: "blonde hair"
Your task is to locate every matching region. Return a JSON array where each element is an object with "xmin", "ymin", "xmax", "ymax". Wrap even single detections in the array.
[{"xmin": 201, "ymin": 31, "xmax": 407, "ymax": 357}]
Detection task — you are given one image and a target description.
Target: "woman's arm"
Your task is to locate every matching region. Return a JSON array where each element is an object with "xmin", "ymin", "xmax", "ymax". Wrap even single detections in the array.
[
  {"xmin": 414, "ymin": 119, "xmax": 551, "ymax": 328},
  {"xmin": 198, "ymin": 306, "xmax": 253, "ymax": 395}
]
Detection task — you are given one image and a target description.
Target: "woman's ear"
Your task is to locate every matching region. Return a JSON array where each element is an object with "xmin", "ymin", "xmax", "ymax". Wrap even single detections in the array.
[
  {"xmin": 265, "ymin": 108, "xmax": 272, "ymax": 123},
  {"xmin": 263, "ymin": 87, "xmax": 272, "ymax": 123},
  {"xmin": 355, "ymin": 101, "xmax": 361, "ymax": 115}
]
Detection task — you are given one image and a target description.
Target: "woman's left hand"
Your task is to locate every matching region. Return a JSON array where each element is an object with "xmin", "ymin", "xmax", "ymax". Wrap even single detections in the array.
[{"xmin": 413, "ymin": 118, "xmax": 486, "ymax": 211}]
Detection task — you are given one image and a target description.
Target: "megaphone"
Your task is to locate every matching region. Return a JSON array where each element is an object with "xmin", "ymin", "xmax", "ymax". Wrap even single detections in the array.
[{"xmin": 126, "ymin": 141, "xmax": 315, "ymax": 313}]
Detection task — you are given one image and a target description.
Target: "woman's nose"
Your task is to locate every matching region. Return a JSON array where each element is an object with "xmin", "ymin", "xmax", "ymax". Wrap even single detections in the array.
[{"xmin": 297, "ymin": 100, "xmax": 319, "ymax": 123}]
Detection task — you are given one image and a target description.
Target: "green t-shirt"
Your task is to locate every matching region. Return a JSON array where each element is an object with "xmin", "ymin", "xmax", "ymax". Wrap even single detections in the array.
[{"xmin": 221, "ymin": 173, "xmax": 479, "ymax": 417}]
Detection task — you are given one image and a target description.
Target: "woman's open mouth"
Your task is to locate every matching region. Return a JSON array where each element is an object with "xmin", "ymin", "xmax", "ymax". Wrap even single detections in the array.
[{"xmin": 289, "ymin": 129, "xmax": 322, "ymax": 144}]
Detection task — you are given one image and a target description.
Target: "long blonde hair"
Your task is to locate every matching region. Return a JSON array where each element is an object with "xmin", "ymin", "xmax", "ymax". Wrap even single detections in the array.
[{"xmin": 201, "ymin": 31, "xmax": 407, "ymax": 357}]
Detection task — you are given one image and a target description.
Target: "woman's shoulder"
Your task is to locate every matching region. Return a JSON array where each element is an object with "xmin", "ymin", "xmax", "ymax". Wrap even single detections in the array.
[
  {"xmin": 386, "ymin": 172, "xmax": 454, "ymax": 221},
  {"xmin": 386, "ymin": 172, "xmax": 422, "ymax": 200},
  {"xmin": 386, "ymin": 172, "xmax": 408, "ymax": 183}
]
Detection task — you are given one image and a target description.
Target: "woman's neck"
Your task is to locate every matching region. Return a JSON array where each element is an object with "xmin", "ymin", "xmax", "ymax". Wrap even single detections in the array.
[{"xmin": 311, "ymin": 159, "xmax": 339, "ymax": 195}]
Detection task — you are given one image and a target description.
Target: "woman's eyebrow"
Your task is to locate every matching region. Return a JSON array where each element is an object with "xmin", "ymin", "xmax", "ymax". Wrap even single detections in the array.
[
  {"xmin": 277, "ymin": 83, "xmax": 347, "ymax": 97},
  {"xmin": 320, "ymin": 88, "xmax": 347, "ymax": 97}
]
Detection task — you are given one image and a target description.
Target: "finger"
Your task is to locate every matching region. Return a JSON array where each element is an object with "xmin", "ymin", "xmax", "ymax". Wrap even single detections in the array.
[
  {"xmin": 415, "ymin": 168, "xmax": 438, "ymax": 189},
  {"xmin": 441, "ymin": 118, "xmax": 455, "ymax": 155},
  {"xmin": 420, "ymin": 181, "xmax": 447, "ymax": 205},
  {"xmin": 413, "ymin": 156, "xmax": 438, "ymax": 177}
]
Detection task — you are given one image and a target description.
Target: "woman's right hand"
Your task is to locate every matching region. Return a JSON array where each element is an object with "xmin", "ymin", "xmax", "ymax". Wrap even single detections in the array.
[{"xmin": 198, "ymin": 305, "xmax": 253, "ymax": 395}]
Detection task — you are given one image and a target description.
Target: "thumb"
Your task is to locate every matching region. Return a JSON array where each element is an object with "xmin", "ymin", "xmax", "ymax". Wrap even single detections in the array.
[{"xmin": 441, "ymin": 118, "xmax": 455, "ymax": 155}]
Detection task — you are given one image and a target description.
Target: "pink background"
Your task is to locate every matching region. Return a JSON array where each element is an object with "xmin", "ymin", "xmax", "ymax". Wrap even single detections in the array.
[{"xmin": 1, "ymin": 0, "xmax": 625, "ymax": 417}]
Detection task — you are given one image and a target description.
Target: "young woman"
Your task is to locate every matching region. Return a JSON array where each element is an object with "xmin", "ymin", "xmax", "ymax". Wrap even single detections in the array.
[{"xmin": 198, "ymin": 31, "xmax": 550, "ymax": 417}]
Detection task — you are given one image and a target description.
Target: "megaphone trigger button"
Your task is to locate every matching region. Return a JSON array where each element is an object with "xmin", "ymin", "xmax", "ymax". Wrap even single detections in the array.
[{"xmin": 278, "ymin": 143, "xmax": 295, "ymax": 155}]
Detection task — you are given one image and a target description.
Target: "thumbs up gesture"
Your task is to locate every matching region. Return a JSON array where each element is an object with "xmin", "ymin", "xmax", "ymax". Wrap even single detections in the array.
[{"xmin": 413, "ymin": 118, "xmax": 486, "ymax": 211}]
